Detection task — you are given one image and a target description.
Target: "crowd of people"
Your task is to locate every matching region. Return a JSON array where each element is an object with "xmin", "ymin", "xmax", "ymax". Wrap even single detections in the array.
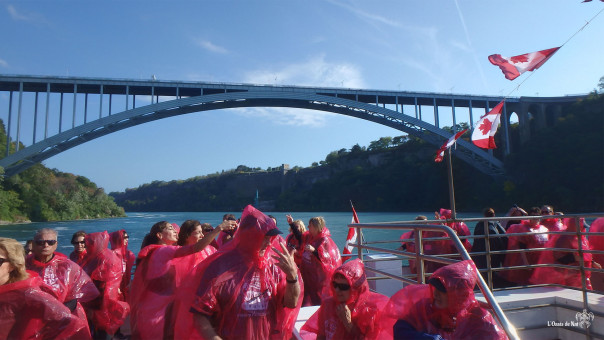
[{"xmin": 1, "ymin": 204, "xmax": 601, "ymax": 340}]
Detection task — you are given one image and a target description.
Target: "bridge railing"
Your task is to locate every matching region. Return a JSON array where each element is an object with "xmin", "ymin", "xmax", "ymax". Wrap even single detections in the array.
[{"xmin": 349, "ymin": 213, "xmax": 604, "ymax": 340}]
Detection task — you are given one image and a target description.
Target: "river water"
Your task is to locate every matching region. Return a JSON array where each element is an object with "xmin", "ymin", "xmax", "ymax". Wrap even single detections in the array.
[{"xmin": 0, "ymin": 210, "xmax": 481, "ymax": 257}]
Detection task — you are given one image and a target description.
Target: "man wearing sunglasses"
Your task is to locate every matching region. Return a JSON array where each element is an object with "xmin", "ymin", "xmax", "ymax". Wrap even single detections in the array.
[{"xmin": 26, "ymin": 228, "xmax": 100, "ymax": 323}]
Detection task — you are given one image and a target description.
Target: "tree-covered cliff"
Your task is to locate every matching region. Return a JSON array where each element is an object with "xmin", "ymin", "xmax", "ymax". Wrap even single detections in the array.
[{"xmin": 0, "ymin": 121, "xmax": 126, "ymax": 222}]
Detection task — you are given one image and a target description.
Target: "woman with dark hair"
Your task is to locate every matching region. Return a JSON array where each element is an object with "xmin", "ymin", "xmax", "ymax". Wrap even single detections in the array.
[
  {"xmin": 109, "ymin": 230, "xmax": 135, "ymax": 302},
  {"xmin": 285, "ymin": 214, "xmax": 307, "ymax": 268},
  {"xmin": 70, "ymin": 231, "xmax": 87, "ymax": 265},
  {"xmin": 301, "ymin": 259, "xmax": 389, "ymax": 339},
  {"xmin": 130, "ymin": 219, "xmax": 235, "ymax": 340},
  {"xmin": 0, "ymin": 237, "xmax": 91, "ymax": 339}
]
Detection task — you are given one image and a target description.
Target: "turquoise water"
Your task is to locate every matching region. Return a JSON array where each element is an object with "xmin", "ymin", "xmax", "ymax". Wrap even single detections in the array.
[{"xmin": 0, "ymin": 211, "xmax": 481, "ymax": 257}]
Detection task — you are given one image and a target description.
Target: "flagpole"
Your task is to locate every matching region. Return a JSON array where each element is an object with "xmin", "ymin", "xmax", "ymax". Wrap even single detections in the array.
[{"xmin": 446, "ymin": 148, "xmax": 457, "ymax": 219}]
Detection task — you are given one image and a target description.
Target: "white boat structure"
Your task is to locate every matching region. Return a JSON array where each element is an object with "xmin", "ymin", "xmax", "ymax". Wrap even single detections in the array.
[{"xmin": 293, "ymin": 213, "xmax": 604, "ymax": 340}]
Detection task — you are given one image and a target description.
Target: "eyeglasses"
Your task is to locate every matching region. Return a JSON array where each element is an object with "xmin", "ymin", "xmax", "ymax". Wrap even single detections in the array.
[
  {"xmin": 331, "ymin": 281, "xmax": 351, "ymax": 291},
  {"xmin": 35, "ymin": 239, "xmax": 57, "ymax": 246},
  {"xmin": 0, "ymin": 258, "xmax": 8, "ymax": 266},
  {"xmin": 72, "ymin": 241, "xmax": 85, "ymax": 245}
]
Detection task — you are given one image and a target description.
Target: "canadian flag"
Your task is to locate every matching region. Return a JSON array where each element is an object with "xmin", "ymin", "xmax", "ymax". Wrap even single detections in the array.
[
  {"xmin": 471, "ymin": 101, "xmax": 504, "ymax": 149},
  {"xmin": 342, "ymin": 201, "xmax": 360, "ymax": 262},
  {"xmin": 488, "ymin": 47, "xmax": 560, "ymax": 80},
  {"xmin": 434, "ymin": 129, "xmax": 468, "ymax": 162}
]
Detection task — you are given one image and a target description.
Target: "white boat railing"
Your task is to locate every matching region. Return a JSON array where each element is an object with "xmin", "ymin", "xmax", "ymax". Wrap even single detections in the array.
[{"xmin": 349, "ymin": 213, "xmax": 604, "ymax": 340}]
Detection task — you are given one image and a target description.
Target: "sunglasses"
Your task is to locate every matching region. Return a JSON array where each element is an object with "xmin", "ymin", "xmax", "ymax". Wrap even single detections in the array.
[
  {"xmin": 0, "ymin": 258, "xmax": 8, "ymax": 266},
  {"xmin": 35, "ymin": 239, "xmax": 57, "ymax": 246},
  {"xmin": 331, "ymin": 281, "xmax": 351, "ymax": 291},
  {"xmin": 72, "ymin": 241, "xmax": 85, "ymax": 245},
  {"xmin": 203, "ymin": 228, "xmax": 214, "ymax": 233},
  {"xmin": 124, "ymin": 236, "xmax": 129, "ymax": 239}
]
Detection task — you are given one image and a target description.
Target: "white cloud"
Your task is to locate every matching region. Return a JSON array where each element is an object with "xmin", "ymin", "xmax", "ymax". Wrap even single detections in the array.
[
  {"xmin": 196, "ymin": 39, "xmax": 228, "ymax": 54},
  {"xmin": 0, "ymin": 58, "xmax": 8, "ymax": 68},
  {"xmin": 6, "ymin": 4, "xmax": 45, "ymax": 23},
  {"xmin": 237, "ymin": 55, "xmax": 365, "ymax": 127}
]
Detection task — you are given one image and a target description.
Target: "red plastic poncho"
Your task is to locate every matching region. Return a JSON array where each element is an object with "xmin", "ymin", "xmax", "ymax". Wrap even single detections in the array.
[
  {"xmin": 301, "ymin": 259, "xmax": 389, "ymax": 340},
  {"xmin": 129, "ymin": 240, "xmax": 206, "ymax": 339},
  {"xmin": 530, "ymin": 218, "xmax": 593, "ymax": 289},
  {"xmin": 190, "ymin": 205, "xmax": 300, "ymax": 340},
  {"xmin": 589, "ymin": 217, "xmax": 604, "ymax": 291},
  {"xmin": 501, "ymin": 221, "xmax": 549, "ymax": 285},
  {"xmin": 25, "ymin": 252, "xmax": 100, "ymax": 304},
  {"xmin": 300, "ymin": 226, "xmax": 342, "ymax": 306},
  {"xmin": 109, "ymin": 230, "xmax": 136, "ymax": 302},
  {"xmin": 439, "ymin": 209, "xmax": 472, "ymax": 253},
  {"xmin": 541, "ymin": 217, "xmax": 567, "ymax": 232},
  {"xmin": 70, "ymin": 249, "xmax": 87, "ymax": 266},
  {"xmin": 81, "ymin": 231, "xmax": 129, "ymax": 335},
  {"xmin": 286, "ymin": 230, "xmax": 306, "ymax": 267},
  {"xmin": 172, "ymin": 243, "xmax": 218, "ymax": 340},
  {"xmin": 0, "ymin": 274, "xmax": 91, "ymax": 340},
  {"xmin": 379, "ymin": 260, "xmax": 507, "ymax": 340}
]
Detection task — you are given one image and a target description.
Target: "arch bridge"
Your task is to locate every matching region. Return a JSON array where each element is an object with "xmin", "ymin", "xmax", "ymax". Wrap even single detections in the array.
[{"xmin": 0, "ymin": 75, "xmax": 586, "ymax": 178}]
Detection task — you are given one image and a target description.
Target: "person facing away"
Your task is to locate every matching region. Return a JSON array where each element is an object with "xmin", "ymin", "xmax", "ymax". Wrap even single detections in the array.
[
  {"xmin": 530, "ymin": 217, "xmax": 601, "ymax": 289},
  {"xmin": 300, "ymin": 259, "xmax": 389, "ymax": 340},
  {"xmin": 300, "ymin": 216, "xmax": 342, "ymax": 306},
  {"xmin": 25, "ymin": 228, "xmax": 100, "ymax": 325},
  {"xmin": 24, "ymin": 239, "xmax": 33, "ymax": 257},
  {"xmin": 81, "ymin": 231, "xmax": 130, "ymax": 338},
  {"xmin": 0, "ymin": 237, "xmax": 92, "ymax": 340},
  {"xmin": 471, "ymin": 208, "xmax": 509, "ymax": 287},
  {"xmin": 109, "ymin": 229, "xmax": 135, "ymax": 302},
  {"xmin": 70, "ymin": 230, "xmax": 87, "ymax": 265},
  {"xmin": 191, "ymin": 205, "xmax": 301, "ymax": 340},
  {"xmin": 380, "ymin": 260, "xmax": 507, "ymax": 340},
  {"xmin": 129, "ymin": 219, "xmax": 234, "ymax": 340},
  {"xmin": 501, "ymin": 207, "xmax": 549, "ymax": 286}
]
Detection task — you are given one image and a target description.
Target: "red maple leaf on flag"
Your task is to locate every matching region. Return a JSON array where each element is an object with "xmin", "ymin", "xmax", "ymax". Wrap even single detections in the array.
[
  {"xmin": 478, "ymin": 119, "xmax": 492, "ymax": 134},
  {"xmin": 510, "ymin": 54, "xmax": 529, "ymax": 63}
]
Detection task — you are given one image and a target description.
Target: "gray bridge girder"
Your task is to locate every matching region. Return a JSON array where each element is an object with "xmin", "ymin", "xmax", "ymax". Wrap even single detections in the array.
[{"xmin": 0, "ymin": 90, "xmax": 503, "ymax": 177}]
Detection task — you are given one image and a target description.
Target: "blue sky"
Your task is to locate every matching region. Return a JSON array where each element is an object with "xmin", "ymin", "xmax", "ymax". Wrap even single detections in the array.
[{"xmin": 1, "ymin": 1, "xmax": 603, "ymax": 193}]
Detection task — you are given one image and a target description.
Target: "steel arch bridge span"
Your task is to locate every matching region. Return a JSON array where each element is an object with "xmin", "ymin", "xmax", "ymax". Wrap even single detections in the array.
[{"xmin": 0, "ymin": 91, "xmax": 503, "ymax": 177}]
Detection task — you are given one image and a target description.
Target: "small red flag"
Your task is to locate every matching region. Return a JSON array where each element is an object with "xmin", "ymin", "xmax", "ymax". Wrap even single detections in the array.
[
  {"xmin": 435, "ymin": 129, "xmax": 468, "ymax": 162},
  {"xmin": 342, "ymin": 201, "xmax": 360, "ymax": 262},
  {"xmin": 488, "ymin": 47, "xmax": 560, "ymax": 80}
]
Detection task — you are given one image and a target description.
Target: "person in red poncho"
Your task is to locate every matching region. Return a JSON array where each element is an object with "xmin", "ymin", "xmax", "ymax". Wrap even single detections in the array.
[
  {"xmin": 300, "ymin": 216, "xmax": 342, "ymax": 306},
  {"xmin": 589, "ymin": 217, "xmax": 604, "ymax": 291},
  {"xmin": 109, "ymin": 229, "xmax": 135, "ymax": 302},
  {"xmin": 380, "ymin": 260, "xmax": 507, "ymax": 340},
  {"xmin": 300, "ymin": 259, "xmax": 389, "ymax": 340},
  {"xmin": 129, "ymin": 219, "xmax": 234, "ymax": 340},
  {"xmin": 531, "ymin": 217, "xmax": 601, "ymax": 289},
  {"xmin": 1, "ymin": 237, "xmax": 91, "ymax": 340},
  {"xmin": 191, "ymin": 205, "xmax": 302, "ymax": 340},
  {"xmin": 285, "ymin": 214, "xmax": 307, "ymax": 268},
  {"xmin": 26, "ymin": 228, "xmax": 99, "ymax": 332},
  {"xmin": 70, "ymin": 230, "xmax": 88, "ymax": 265},
  {"xmin": 501, "ymin": 207, "xmax": 549, "ymax": 286},
  {"xmin": 436, "ymin": 209, "xmax": 472, "ymax": 253},
  {"xmin": 81, "ymin": 231, "xmax": 130, "ymax": 339},
  {"xmin": 540, "ymin": 205, "xmax": 566, "ymax": 232}
]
